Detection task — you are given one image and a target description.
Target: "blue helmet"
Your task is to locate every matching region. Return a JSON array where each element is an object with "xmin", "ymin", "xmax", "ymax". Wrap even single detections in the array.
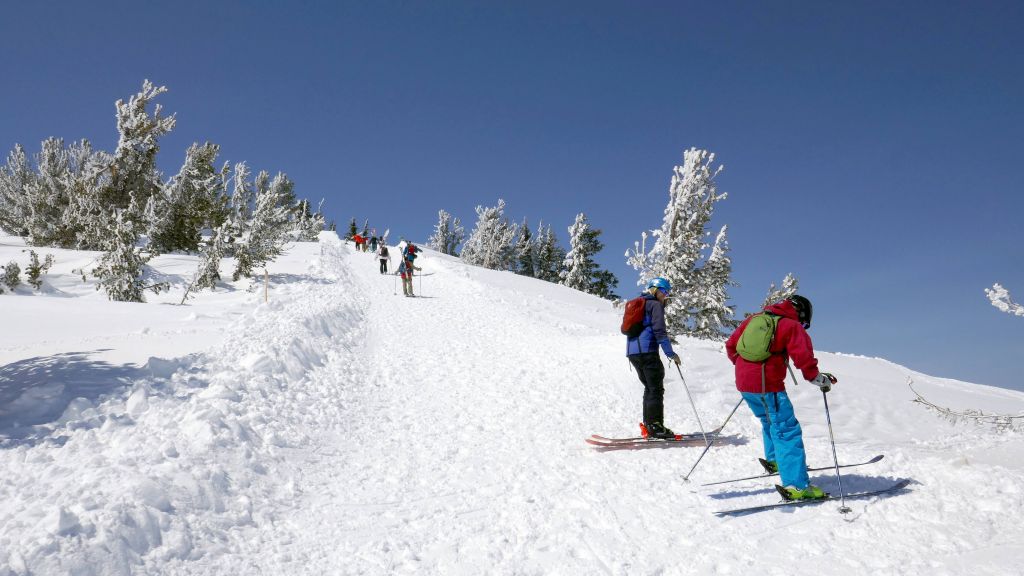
[{"xmin": 646, "ymin": 277, "xmax": 672, "ymax": 294}]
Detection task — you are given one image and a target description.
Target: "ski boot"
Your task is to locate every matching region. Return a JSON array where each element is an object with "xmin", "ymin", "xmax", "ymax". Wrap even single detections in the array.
[
  {"xmin": 758, "ymin": 458, "xmax": 779, "ymax": 474},
  {"xmin": 644, "ymin": 422, "xmax": 676, "ymax": 440},
  {"xmin": 776, "ymin": 484, "xmax": 828, "ymax": 501}
]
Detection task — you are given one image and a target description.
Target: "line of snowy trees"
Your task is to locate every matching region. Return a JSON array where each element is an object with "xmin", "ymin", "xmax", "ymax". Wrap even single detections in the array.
[
  {"xmin": 0, "ymin": 80, "xmax": 325, "ymax": 302},
  {"xmin": 428, "ymin": 201, "xmax": 619, "ymax": 300}
]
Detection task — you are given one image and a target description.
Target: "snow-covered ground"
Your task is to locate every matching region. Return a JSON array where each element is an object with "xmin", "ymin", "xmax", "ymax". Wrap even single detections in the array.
[{"xmin": 1, "ymin": 232, "xmax": 1022, "ymax": 576}]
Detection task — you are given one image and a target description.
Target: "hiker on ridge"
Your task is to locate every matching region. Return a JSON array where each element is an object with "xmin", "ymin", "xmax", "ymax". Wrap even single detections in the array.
[
  {"xmin": 625, "ymin": 277, "xmax": 682, "ymax": 439},
  {"xmin": 398, "ymin": 243, "xmax": 421, "ymax": 297},
  {"xmin": 377, "ymin": 242, "xmax": 390, "ymax": 274},
  {"xmin": 725, "ymin": 295, "xmax": 838, "ymax": 501}
]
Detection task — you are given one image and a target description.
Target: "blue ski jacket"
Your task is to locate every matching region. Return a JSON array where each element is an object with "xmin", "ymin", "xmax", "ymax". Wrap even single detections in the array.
[{"xmin": 626, "ymin": 294, "xmax": 676, "ymax": 357}]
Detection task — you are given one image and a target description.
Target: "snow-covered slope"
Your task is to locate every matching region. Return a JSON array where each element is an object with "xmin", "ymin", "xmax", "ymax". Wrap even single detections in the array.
[{"xmin": 1, "ymin": 233, "xmax": 1022, "ymax": 575}]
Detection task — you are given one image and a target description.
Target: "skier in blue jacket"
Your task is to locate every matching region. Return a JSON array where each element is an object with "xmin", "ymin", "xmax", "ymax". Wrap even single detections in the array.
[{"xmin": 626, "ymin": 277, "xmax": 682, "ymax": 439}]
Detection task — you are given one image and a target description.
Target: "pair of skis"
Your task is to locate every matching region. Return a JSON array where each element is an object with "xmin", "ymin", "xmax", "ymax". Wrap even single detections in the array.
[
  {"xmin": 704, "ymin": 454, "xmax": 909, "ymax": 515},
  {"xmin": 585, "ymin": 427, "xmax": 721, "ymax": 450}
]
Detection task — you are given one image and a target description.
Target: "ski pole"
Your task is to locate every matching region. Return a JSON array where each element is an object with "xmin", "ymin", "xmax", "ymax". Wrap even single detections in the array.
[
  {"xmin": 821, "ymin": 389, "xmax": 851, "ymax": 514},
  {"xmin": 682, "ymin": 397, "xmax": 743, "ymax": 482},
  {"xmin": 787, "ymin": 362, "xmax": 800, "ymax": 386},
  {"xmin": 674, "ymin": 363, "xmax": 709, "ymax": 446}
]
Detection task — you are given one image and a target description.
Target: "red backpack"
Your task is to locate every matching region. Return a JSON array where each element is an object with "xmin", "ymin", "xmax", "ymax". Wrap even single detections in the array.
[{"xmin": 620, "ymin": 296, "xmax": 647, "ymax": 337}]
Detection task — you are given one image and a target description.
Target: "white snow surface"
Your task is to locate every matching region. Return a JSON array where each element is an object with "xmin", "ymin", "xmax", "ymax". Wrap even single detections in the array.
[{"xmin": 1, "ymin": 232, "xmax": 1023, "ymax": 575}]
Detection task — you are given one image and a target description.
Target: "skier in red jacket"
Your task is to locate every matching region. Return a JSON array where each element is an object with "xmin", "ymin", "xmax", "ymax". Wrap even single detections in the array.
[{"xmin": 725, "ymin": 295, "xmax": 837, "ymax": 500}]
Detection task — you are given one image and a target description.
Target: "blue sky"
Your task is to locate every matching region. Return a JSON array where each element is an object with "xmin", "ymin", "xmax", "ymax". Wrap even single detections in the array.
[{"xmin": 2, "ymin": 1, "xmax": 1021, "ymax": 391}]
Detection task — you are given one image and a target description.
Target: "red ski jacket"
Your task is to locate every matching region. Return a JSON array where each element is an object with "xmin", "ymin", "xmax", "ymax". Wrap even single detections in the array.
[{"xmin": 725, "ymin": 300, "xmax": 821, "ymax": 394}]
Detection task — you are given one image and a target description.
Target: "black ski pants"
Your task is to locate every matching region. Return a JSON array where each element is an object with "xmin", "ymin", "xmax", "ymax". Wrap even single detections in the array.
[
  {"xmin": 629, "ymin": 352, "xmax": 666, "ymax": 425},
  {"xmin": 379, "ymin": 259, "xmax": 388, "ymax": 274}
]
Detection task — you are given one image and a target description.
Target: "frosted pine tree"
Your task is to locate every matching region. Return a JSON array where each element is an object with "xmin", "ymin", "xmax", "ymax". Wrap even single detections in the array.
[
  {"xmin": 0, "ymin": 144, "xmax": 35, "ymax": 237},
  {"xmin": 233, "ymin": 172, "xmax": 293, "ymax": 280},
  {"xmin": 514, "ymin": 219, "xmax": 534, "ymax": 277},
  {"xmin": 228, "ymin": 162, "xmax": 254, "ymax": 247},
  {"xmin": 533, "ymin": 223, "xmax": 566, "ymax": 283},
  {"xmin": 26, "ymin": 138, "xmax": 73, "ymax": 247},
  {"xmin": 460, "ymin": 199, "xmax": 518, "ymax": 270},
  {"xmin": 63, "ymin": 140, "xmax": 114, "ymax": 250},
  {"xmin": 103, "ymin": 80, "xmax": 175, "ymax": 212},
  {"xmin": 762, "ymin": 273, "xmax": 799, "ymax": 309},
  {"xmin": 294, "ymin": 199, "xmax": 326, "ymax": 241},
  {"xmin": 428, "ymin": 209, "xmax": 464, "ymax": 255},
  {"xmin": 691, "ymin": 225, "xmax": 737, "ymax": 339},
  {"xmin": 149, "ymin": 142, "xmax": 222, "ymax": 254},
  {"xmin": 626, "ymin": 147, "xmax": 726, "ymax": 336},
  {"xmin": 560, "ymin": 213, "xmax": 599, "ymax": 292},
  {"xmin": 195, "ymin": 223, "xmax": 229, "ymax": 290},
  {"xmin": 92, "ymin": 198, "xmax": 162, "ymax": 302}
]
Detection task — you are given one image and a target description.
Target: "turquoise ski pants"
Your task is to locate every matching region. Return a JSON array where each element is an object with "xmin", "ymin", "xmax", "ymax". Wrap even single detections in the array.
[{"xmin": 741, "ymin": 391, "xmax": 810, "ymax": 489}]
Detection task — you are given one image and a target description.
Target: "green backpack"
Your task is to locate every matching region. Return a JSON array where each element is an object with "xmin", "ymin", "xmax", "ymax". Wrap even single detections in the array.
[{"xmin": 736, "ymin": 312, "xmax": 780, "ymax": 362}]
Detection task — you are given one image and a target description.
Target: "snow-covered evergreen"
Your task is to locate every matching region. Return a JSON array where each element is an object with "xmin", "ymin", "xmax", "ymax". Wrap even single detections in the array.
[
  {"xmin": 626, "ymin": 147, "xmax": 728, "ymax": 337},
  {"xmin": 103, "ymin": 80, "xmax": 175, "ymax": 213},
  {"xmin": 233, "ymin": 172, "xmax": 294, "ymax": 281},
  {"xmin": 559, "ymin": 213, "xmax": 617, "ymax": 299},
  {"xmin": 762, "ymin": 272, "xmax": 799, "ymax": 310},
  {"xmin": 91, "ymin": 203, "xmax": 159, "ymax": 302},
  {"xmin": 533, "ymin": 222, "xmax": 566, "ymax": 283},
  {"xmin": 513, "ymin": 219, "xmax": 535, "ymax": 277},
  {"xmin": 428, "ymin": 209, "xmax": 464, "ymax": 255},
  {"xmin": 148, "ymin": 143, "xmax": 224, "ymax": 254},
  {"xmin": 460, "ymin": 199, "xmax": 518, "ymax": 270},
  {"xmin": 690, "ymin": 225, "xmax": 737, "ymax": 339},
  {"xmin": 195, "ymin": 223, "xmax": 229, "ymax": 291}
]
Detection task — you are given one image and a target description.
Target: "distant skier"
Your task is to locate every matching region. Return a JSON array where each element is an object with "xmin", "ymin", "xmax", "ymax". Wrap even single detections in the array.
[
  {"xmin": 398, "ymin": 245, "xmax": 421, "ymax": 297},
  {"xmin": 377, "ymin": 243, "xmax": 390, "ymax": 274},
  {"xmin": 625, "ymin": 277, "xmax": 682, "ymax": 439},
  {"xmin": 352, "ymin": 233, "xmax": 365, "ymax": 252},
  {"xmin": 725, "ymin": 295, "xmax": 838, "ymax": 501},
  {"xmin": 369, "ymin": 236, "xmax": 379, "ymax": 253}
]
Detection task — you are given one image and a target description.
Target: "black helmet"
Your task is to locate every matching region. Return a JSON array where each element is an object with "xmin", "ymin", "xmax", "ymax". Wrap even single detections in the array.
[{"xmin": 788, "ymin": 294, "xmax": 813, "ymax": 329}]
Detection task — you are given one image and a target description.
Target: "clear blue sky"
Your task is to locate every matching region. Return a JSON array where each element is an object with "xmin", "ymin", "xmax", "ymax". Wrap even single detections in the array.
[{"xmin": 2, "ymin": 1, "xmax": 1022, "ymax": 391}]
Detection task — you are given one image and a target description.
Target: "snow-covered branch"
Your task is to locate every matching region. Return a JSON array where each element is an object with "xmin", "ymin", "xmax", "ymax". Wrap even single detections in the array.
[
  {"xmin": 908, "ymin": 378, "xmax": 1024, "ymax": 431},
  {"xmin": 985, "ymin": 283, "xmax": 1024, "ymax": 317}
]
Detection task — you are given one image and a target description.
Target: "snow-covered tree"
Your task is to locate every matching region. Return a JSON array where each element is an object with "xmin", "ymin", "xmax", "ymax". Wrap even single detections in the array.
[
  {"xmin": 233, "ymin": 172, "xmax": 293, "ymax": 280},
  {"xmin": 560, "ymin": 213, "xmax": 617, "ymax": 299},
  {"xmin": 103, "ymin": 80, "xmax": 175, "ymax": 213},
  {"xmin": 294, "ymin": 199, "xmax": 326, "ymax": 241},
  {"xmin": 533, "ymin": 222, "xmax": 566, "ymax": 283},
  {"xmin": 1, "ymin": 261, "xmax": 20, "ymax": 292},
  {"xmin": 762, "ymin": 273, "xmax": 799, "ymax": 310},
  {"xmin": 460, "ymin": 199, "xmax": 518, "ymax": 270},
  {"xmin": 626, "ymin": 147, "xmax": 727, "ymax": 336},
  {"xmin": 24, "ymin": 250, "xmax": 54, "ymax": 290},
  {"xmin": 428, "ymin": 209, "xmax": 464, "ymax": 255},
  {"xmin": 62, "ymin": 140, "xmax": 114, "ymax": 250},
  {"xmin": 148, "ymin": 142, "xmax": 223, "ymax": 254},
  {"xmin": 691, "ymin": 225, "xmax": 737, "ymax": 339},
  {"xmin": 195, "ymin": 223, "xmax": 229, "ymax": 291},
  {"xmin": 513, "ymin": 219, "xmax": 535, "ymax": 277},
  {"xmin": 228, "ymin": 162, "xmax": 254, "ymax": 245},
  {"xmin": 92, "ymin": 199, "xmax": 164, "ymax": 302},
  {"xmin": 986, "ymin": 283, "xmax": 1024, "ymax": 317},
  {"xmin": 0, "ymin": 144, "xmax": 37, "ymax": 237}
]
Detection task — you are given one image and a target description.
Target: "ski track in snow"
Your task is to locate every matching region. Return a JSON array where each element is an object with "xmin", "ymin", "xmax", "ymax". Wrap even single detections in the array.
[{"xmin": 1, "ymin": 235, "xmax": 1024, "ymax": 575}]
